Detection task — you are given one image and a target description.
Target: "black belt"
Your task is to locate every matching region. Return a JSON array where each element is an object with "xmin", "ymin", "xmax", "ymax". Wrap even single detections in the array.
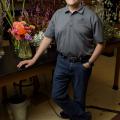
[{"xmin": 59, "ymin": 52, "xmax": 91, "ymax": 63}]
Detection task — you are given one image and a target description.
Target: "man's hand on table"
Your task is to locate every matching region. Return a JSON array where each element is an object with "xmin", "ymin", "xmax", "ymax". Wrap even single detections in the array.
[{"xmin": 17, "ymin": 59, "xmax": 36, "ymax": 68}]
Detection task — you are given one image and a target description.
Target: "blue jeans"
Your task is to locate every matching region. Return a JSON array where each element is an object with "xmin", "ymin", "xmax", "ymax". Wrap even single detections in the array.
[{"xmin": 52, "ymin": 54, "xmax": 92, "ymax": 120}]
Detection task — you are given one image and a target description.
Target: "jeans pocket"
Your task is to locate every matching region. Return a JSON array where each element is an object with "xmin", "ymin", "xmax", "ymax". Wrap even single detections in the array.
[{"xmin": 81, "ymin": 64, "xmax": 90, "ymax": 71}]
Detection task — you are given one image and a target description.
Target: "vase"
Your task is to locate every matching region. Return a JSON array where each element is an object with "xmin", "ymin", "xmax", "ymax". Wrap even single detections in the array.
[
  {"xmin": 14, "ymin": 40, "xmax": 20, "ymax": 52},
  {"xmin": 18, "ymin": 40, "xmax": 32, "ymax": 59}
]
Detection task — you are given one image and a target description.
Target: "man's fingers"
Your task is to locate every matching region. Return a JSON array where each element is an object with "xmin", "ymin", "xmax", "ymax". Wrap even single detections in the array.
[
  {"xmin": 25, "ymin": 63, "xmax": 31, "ymax": 68},
  {"xmin": 17, "ymin": 60, "xmax": 27, "ymax": 68}
]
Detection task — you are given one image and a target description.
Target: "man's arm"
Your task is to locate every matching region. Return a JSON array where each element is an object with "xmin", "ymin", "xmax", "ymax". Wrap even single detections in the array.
[
  {"xmin": 32, "ymin": 36, "xmax": 52, "ymax": 62},
  {"xmin": 17, "ymin": 36, "xmax": 52, "ymax": 68},
  {"xmin": 89, "ymin": 43, "xmax": 104, "ymax": 64},
  {"xmin": 83, "ymin": 43, "xmax": 104, "ymax": 68}
]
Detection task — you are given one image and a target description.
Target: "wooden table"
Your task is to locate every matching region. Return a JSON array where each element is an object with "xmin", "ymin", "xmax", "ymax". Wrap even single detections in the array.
[
  {"xmin": 105, "ymin": 38, "xmax": 120, "ymax": 90},
  {"xmin": 0, "ymin": 46, "xmax": 57, "ymax": 103}
]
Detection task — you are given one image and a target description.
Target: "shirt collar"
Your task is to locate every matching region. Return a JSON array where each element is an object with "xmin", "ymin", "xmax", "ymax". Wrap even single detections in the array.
[{"xmin": 64, "ymin": 4, "xmax": 85, "ymax": 14}]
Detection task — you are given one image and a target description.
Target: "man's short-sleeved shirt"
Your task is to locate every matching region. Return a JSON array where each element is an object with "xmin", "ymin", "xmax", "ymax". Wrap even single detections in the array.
[{"xmin": 44, "ymin": 5, "xmax": 104, "ymax": 57}]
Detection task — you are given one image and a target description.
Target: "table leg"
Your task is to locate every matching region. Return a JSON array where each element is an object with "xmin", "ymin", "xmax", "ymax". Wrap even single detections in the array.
[
  {"xmin": 113, "ymin": 47, "xmax": 120, "ymax": 90},
  {"xmin": 2, "ymin": 86, "xmax": 8, "ymax": 104},
  {"xmin": 32, "ymin": 76, "xmax": 40, "ymax": 95}
]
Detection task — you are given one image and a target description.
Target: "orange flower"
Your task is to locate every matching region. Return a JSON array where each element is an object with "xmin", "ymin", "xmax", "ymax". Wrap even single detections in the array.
[
  {"xmin": 9, "ymin": 21, "xmax": 35, "ymax": 41},
  {"xmin": 13, "ymin": 21, "xmax": 27, "ymax": 35}
]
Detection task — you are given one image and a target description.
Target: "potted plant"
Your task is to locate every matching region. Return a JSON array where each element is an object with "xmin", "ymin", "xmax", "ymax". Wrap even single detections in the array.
[{"xmin": 7, "ymin": 81, "xmax": 30, "ymax": 120}]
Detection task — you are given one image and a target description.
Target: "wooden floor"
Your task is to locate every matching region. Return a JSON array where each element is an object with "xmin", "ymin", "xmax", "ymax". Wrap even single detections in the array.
[{"xmin": 112, "ymin": 114, "xmax": 120, "ymax": 120}]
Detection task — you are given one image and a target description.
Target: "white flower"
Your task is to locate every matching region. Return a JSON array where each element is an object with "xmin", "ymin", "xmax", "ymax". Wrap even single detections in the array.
[{"xmin": 33, "ymin": 31, "xmax": 44, "ymax": 46}]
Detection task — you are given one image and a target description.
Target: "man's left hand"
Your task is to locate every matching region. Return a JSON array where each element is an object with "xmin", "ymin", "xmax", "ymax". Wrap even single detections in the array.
[{"xmin": 82, "ymin": 62, "xmax": 91, "ymax": 69}]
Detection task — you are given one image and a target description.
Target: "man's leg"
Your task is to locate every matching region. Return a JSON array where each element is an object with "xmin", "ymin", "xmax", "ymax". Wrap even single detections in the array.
[
  {"xmin": 52, "ymin": 55, "xmax": 72, "ymax": 117},
  {"xmin": 70, "ymin": 63, "xmax": 92, "ymax": 120}
]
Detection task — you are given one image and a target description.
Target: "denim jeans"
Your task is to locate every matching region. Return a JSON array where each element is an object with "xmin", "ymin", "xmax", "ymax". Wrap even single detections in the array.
[{"xmin": 52, "ymin": 54, "xmax": 92, "ymax": 120}]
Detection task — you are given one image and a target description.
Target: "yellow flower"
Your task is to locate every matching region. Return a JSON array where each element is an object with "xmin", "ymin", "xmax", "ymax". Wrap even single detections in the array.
[
  {"xmin": 29, "ymin": 25, "xmax": 35, "ymax": 29},
  {"xmin": 21, "ymin": 21, "xmax": 27, "ymax": 25}
]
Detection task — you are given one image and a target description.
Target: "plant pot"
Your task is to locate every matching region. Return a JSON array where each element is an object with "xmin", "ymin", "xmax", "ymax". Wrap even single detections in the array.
[{"xmin": 7, "ymin": 94, "xmax": 29, "ymax": 120}]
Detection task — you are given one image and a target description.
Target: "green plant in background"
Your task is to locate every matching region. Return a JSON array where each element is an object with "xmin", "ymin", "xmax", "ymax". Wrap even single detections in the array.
[
  {"xmin": 92, "ymin": 0, "xmax": 119, "ymax": 40},
  {"xmin": 0, "ymin": 25, "xmax": 3, "ymax": 37},
  {"xmin": 0, "ymin": 0, "xmax": 26, "ymax": 27},
  {"xmin": 91, "ymin": 0, "xmax": 118, "ymax": 23},
  {"xmin": 1, "ymin": 0, "xmax": 13, "ymax": 26},
  {"xmin": 0, "ymin": 3, "xmax": 3, "ymax": 36}
]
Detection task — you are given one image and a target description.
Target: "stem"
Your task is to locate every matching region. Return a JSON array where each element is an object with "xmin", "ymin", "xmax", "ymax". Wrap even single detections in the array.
[
  {"xmin": 5, "ymin": 16, "xmax": 12, "ymax": 26},
  {"xmin": 1, "ymin": 0, "xmax": 13, "ymax": 25},
  {"xmin": 11, "ymin": 0, "xmax": 15, "ymax": 19},
  {"xmin": 22, "ymin": 0, "xmax": 25, "ymax": 16}
]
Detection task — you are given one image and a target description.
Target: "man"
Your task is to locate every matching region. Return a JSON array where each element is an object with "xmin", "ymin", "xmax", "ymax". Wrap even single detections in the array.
[{"xmin": 17, "ymin": 0, "xmax": 104, "ymax": 120}]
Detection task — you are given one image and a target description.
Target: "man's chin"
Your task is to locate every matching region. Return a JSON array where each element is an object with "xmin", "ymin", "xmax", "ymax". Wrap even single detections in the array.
[
  {"xmin": 68, "ymin": 3, "xmax": 80, "ymax": 8},
  {"xmin": 67, "ymin": 1, "xmax": 81, "ymax": 7}
]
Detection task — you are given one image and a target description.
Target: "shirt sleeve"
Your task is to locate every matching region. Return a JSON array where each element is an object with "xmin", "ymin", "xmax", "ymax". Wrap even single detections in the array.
[
  {"xmin": 92, "ymin": 15, "xmax": 104, "ymax": 43},
  {"xmin": 44, "ymin": 12, "xmax": 56, "ymax": 39}
]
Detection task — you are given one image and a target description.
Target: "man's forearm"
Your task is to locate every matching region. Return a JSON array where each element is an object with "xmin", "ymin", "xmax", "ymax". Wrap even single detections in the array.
[
  {"xmin": 32, "ymin": 36, "xmax": 52, "ymax": 62},
  {"xmin": 89, "ymin": 43, "xmax": 104, "ymax": 64}
]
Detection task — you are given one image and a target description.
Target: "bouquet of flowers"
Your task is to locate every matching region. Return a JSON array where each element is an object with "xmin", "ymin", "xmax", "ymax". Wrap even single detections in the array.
[
  {"xmin": 8, "ymin": 21, "xmax": 35, "ymax": 58},
  {"xmin": 9, "ymin": 21, "xmax": 35, "ymax": 41}
]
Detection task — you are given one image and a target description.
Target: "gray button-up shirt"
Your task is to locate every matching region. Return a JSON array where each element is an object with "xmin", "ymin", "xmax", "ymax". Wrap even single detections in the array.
[{"xmin": 44, "ymin": 5, "xmax": 104, "ymax": 57}]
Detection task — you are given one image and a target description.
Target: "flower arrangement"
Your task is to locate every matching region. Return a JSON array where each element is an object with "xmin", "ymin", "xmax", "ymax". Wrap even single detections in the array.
[
  {"xmin": 0, "ymin": 0, "xmax": 36, "ymax": 58},
  {"xmin": 9, "ymin": 21, "xmax": 35, "ymax": 41},
  {"xmin": 7, "ymin": 20, "xmax": 35, "ymax": 58}
]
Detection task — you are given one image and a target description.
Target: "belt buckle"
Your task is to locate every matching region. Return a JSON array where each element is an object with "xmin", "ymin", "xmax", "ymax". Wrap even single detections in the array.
[
  {"xmin": 69, "ymin": 57, "xmax": 80, "ymax": 63},
  {"xmin": 69, "ymin": 57, "xmax": 75, "ymax": 63}
]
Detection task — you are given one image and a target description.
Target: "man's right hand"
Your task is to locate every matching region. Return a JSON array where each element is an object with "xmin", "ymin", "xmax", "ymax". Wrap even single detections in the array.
[
  {"xmin": 17, "ymin": 59, "xmax": 36, "ymax": 68},
  {"xmin": 17, "ymin": 36, "xmax": 52, "ymax": 69}
]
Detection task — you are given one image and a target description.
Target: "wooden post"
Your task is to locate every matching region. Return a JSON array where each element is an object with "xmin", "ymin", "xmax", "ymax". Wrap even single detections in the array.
[{"xmin": 113, "ymin": 47, "xmax": 120, "ymax": 90}]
